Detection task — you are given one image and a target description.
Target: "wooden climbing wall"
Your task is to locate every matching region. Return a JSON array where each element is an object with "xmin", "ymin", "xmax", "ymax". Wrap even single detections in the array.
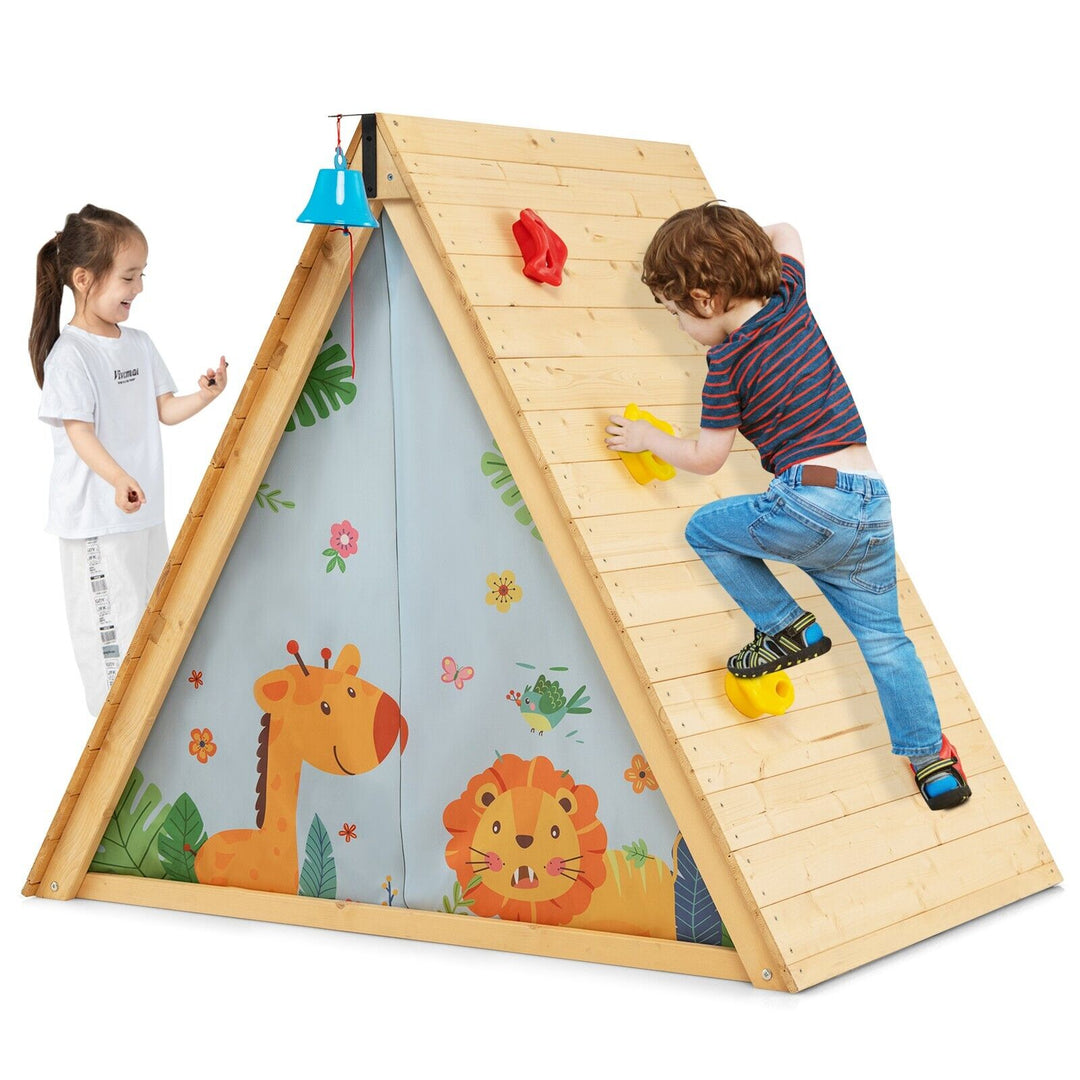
[{"xmin": 376, "ymin": 114, "xmax": 1060, "ymax": 991}]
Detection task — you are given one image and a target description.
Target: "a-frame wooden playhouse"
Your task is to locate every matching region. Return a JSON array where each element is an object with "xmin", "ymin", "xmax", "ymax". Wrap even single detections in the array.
[{"xmin": 24, "ymin": 114, "xmax": 1060, "ymax": 991}]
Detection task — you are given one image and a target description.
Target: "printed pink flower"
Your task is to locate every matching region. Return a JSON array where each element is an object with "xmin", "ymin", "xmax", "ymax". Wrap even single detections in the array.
[{"xmin": 329, "ymin": 520, "xmax": 359, "ymax": 557}]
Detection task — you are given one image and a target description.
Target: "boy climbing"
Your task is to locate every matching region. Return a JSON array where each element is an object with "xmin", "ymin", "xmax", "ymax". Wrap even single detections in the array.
[{"xmin": 605, "ymin": 203, "xmax": 970, "ymax": 810}]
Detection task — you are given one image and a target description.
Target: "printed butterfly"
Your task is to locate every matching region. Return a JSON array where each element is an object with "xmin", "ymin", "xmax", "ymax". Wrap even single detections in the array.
[{"xmin": 441, "ymin": 656, "xmax": 475, "ymax": 690}]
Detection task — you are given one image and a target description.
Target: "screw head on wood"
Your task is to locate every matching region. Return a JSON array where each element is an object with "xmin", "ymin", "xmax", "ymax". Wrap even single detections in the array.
[
  {"xmin": 762, "ymin": 968, "xmax": 773, "ymax": 981},
  {"xmin": 50, "ymin": 881, "xmax": 58, "ymax": 892}
]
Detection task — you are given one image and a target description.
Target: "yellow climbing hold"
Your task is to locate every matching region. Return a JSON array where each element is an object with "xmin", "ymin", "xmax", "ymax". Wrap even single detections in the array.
[{"xmin": 618, "ymin": 403, "xmax": 676, "ymax": 485}]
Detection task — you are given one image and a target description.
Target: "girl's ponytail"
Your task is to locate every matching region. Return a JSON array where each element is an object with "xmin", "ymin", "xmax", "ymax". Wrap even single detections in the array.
[
  {"xmin": 29, "ymin": 205, "xmax": 145, "ymax": 388},
  {"xmin": 30, "ymin": 233, "xmax": 65, "ymax": 388}
]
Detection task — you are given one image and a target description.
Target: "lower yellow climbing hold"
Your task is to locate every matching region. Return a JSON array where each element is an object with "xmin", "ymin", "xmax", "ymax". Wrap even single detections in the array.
[
  {"xmin": 725, "ymin": 669, "xmax": 795, "ymax": 719},
  {"xmin": 618, "ymin": 403, "xmax": 676, "ymax": 485}
]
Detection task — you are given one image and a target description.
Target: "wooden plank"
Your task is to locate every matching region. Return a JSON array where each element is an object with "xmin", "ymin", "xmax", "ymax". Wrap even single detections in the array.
[
  {"xmin": 381, "ymin": 114, "xmax": 706, "ymax": 178},
  {"xmin": 576, "ymin": 507, "xmax": 706, "ymax": 571},
  {"xmin": 790, "ymin": 863, "xmax": 1061, "ymax": 990},
  {"xmin": 632, "ymin": 580, "xmax": 937, "ymax": 684},
  {"xmin": 708, "ymin": 715, "xmax": 994, "ymax": 848},
  {"xmin": 429, "ymin": 204, "xmax": 673, "ymax": 262},
  {"xmin": 554, "ymin": 452, "xmax": 765, "ymax": 519},
  {"xmin": 458, "ymin": 256, "xmax": 654, "ymax": 310},
  {"xmin": 26, "ymin": 209, "xmax": 381, "ymax": 901},
  {"xmin": 419, "ymin": 171, "xmax": 638, "ymax": 216},
  {"xmin": 210, "ymin": 416, "xmax": 243, "ymax": 469},
  {"xmin": 170, "ymin": 513, "xmax": 200, "ymax": 565},
  {"xmin": 404, "ymin": 162, "xmax": 713, "ymax": 218},
  {"xmin": 604, "ymin": 558, "xmax": 739, "ymax": 626},
  {"xmin": 383, "ymin": 196, "xmax": 792, "ymax": 992},
  {"xmin": 499, "ymin": 355, "xmax": 706, "ymax": 412},
  {"xmin": 478, "ymin": 305, "xmax": 693, "ymax": 358},
  {"xmin": 669, "ymin": 626, "xmax": 959, "ymax": 751},
  {"xmin": 738, "ymin": 765, "xmax": 1026, "ymax": 906},
  {"xmin": 600, "ymin": 549, "xmax": 895, "ymax": 627},
  {"xmin": 395, "ymin": 152, "xmax": 563, "ymax": 184},
  {"xmin": 526, "ymin": 404, "xmax": 711, "ymax": 465},
  {"xmin": 77, "ymin": 874, "xmax": 748, "ymax": 983},
  {"xmin": 763, "ymin": 816, "xmax": 1057, "ymax": 964},
  {"xmin": 188, "ymin": 463, "xmax": 223, "ymax": 518},
  {"xmin": 232, "ymin": 365, "xmax": 266, "ymax": 419}
]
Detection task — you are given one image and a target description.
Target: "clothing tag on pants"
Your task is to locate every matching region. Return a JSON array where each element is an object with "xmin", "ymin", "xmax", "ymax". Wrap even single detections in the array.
[{"xmin": 86, "ymin": 538, "xmax": 121, "ymax": 688}]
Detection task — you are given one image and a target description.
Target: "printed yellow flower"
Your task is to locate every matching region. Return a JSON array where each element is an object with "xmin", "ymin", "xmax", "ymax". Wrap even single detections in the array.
[
  {"xmin": 485, "ymin": 570, "xmax": 522, "ymax": 612},
  {"xmin": 624, "ymin": 754, "xmax": 657, "ymax": 794},
  {"xmin": 189, "ymin": 728, "xmax": 217, "ymax": 764}
]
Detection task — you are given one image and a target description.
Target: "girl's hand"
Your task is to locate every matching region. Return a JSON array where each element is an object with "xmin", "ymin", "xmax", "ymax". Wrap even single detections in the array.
[
  {"xmin": 198, "ymin": 356, "xmax": 228, "ymax": 401},
  {"xmin": 605, "ymin": 415, "xmax": 651, "ymax": 453},
  {"xmin": 115, "ymin": 474, "xmax": 146, "ymax": 513}
]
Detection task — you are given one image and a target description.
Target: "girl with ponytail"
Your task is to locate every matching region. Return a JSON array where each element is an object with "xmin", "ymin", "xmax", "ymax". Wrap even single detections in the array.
[{"xmin": 32, "ymin": 204, "xmax": 228, "ymax": 713}]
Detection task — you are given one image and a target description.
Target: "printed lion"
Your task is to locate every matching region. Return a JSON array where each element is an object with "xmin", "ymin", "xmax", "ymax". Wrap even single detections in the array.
[
  {"xmin": 444, "ymin": 753, "xmax": 676, "ymax": 937},
  {"xmin": 443, "ymin": 753, "xmax": 608, "ymax": 925}
]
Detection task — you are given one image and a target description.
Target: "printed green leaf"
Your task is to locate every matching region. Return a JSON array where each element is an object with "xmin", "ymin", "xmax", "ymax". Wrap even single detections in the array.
[
  {"xmin": 90, "ymin": 769, "xmax": 171, "ymax": 878},
  {"xmin": 158, "ymin": 793, "xmax": 208, "ymax": 883},
  {"xmin": 255, "ymin": 483, "xmax": 296, "ymax": 513},
  {"xmin": 299, "ymin": 814, "xmax": 337, "ymax": 899},
  {"xmin": 481, "ymin": 442, "xmax": 542, "ymax": 541},
  {"xmin": 622, "ymin": 839, "xmax": 653, "ymax": 869},
  {"xmin": 284, "ymin": 334, "xmax": 356, "ymax": 432},
  {"xmin": 443, "ymin": 874, "xmax": 484, "ymax": 915}
]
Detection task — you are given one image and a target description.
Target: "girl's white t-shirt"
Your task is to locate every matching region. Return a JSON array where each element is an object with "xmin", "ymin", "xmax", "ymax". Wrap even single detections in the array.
[{"xmin": 38, "ymin": 325, "xmax": 177, "ymax": 538}]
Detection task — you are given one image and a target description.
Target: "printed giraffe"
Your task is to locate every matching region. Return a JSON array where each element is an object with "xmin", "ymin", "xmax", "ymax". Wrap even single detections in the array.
[{"xmin": 195, "ymin": 642, "xmax": 407, "ymax": 893}]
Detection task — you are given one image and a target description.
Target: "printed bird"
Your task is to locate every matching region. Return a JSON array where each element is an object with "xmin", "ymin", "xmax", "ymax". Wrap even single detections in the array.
[{"xmin": 517, "ymin": 672, "xmax": 591, "ymax": 734}]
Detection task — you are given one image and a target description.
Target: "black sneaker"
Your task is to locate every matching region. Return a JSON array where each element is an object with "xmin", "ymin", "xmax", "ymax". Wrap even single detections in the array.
[{"xmin": 727, "ymin": 612, "xmax": 832, "ymax": 678}]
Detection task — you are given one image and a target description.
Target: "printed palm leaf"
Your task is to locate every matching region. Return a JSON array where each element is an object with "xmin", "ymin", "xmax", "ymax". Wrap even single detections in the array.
[
  {"xmin": 158, "ymin": 793, "xmax": 208, "ymax": 883},
  {"xmin": 284, "ymin": 335, "xmax": 355, "ymax": 432},
  {"xmin": 673, "ymin": 834, "xmax": 733, "ymax": 947},
  {"xmin": 90, "ymin": 768, "xmax": 171, "ymax": 878},
  {"xmin": 480, "ymin": 442, "xmax": 542, "ymax": 541},
  {"xmin": 299, "ymin": 814, "xmax": 337, "ymax": 899}
]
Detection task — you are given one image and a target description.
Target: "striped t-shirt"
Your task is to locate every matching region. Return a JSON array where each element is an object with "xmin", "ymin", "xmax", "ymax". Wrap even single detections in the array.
[{"xmin": 700, "ymin": 255, "xmax": 866, "ymax": 475}]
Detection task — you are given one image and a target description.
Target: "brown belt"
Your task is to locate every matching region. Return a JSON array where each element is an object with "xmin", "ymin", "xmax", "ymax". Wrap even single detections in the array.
[{"xmin": 800, "ymin": 465, "xmax": 838, "ymax": 488}]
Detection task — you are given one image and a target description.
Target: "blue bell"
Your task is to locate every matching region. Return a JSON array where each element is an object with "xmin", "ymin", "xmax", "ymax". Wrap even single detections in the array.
[{"xmin": 297, "ymin": 147, "xmax": 379, "ymax": 228}]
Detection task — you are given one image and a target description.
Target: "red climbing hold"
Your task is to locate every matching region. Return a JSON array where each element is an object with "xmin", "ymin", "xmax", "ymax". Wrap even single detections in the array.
[{"xmin": 512, "ymin": 208, "xmax": 567, "ymax": 286}]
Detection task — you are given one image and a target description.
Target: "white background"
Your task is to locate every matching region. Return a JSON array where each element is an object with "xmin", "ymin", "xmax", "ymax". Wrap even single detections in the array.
[{"xmin": 1, "ymin": 2, "xmax": 1075, "ymax": 1074}]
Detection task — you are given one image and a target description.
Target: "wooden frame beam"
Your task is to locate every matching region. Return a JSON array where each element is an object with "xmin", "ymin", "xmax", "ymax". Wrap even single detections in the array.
[{"xmin": 78, "ymin": 874, "xmax": 749, "ymax": 982}]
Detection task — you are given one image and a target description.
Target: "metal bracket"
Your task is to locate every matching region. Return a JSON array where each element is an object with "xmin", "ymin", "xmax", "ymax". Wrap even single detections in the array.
[{"xmin": 362, "ymin": 114, "xmax": 378, "ymax": 198}]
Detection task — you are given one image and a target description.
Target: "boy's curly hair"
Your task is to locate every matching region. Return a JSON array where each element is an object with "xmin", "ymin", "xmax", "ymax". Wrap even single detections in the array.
[{"xmin": 642, "ymin": 202, "xmax": 781, "ymax": 313}]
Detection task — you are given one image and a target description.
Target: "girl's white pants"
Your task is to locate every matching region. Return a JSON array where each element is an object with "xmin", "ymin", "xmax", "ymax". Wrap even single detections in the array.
[{"xmin": 58, "ymin": 524, "xmax": 169, "ymax": 715}]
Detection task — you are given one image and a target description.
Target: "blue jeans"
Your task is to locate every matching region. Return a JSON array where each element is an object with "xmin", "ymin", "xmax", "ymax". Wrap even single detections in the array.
[{"xmin": 684, "ymin": 465, "xmax": 942, "ymax": 757}]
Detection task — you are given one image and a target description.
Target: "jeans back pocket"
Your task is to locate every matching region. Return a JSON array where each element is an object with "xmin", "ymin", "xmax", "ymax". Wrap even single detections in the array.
[
  {"xmin": 850, "ymin": 531, "xmax": 897, "ymax": 594},
  {"xmin": 748, "ymin": 496, "xmax": 833, "ymax": 562}
]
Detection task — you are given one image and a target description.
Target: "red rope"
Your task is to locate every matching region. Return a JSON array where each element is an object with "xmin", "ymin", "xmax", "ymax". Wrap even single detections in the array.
[{"xmin": 337, "ymin": 226, "xmax": 355, "ymax": 378}]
